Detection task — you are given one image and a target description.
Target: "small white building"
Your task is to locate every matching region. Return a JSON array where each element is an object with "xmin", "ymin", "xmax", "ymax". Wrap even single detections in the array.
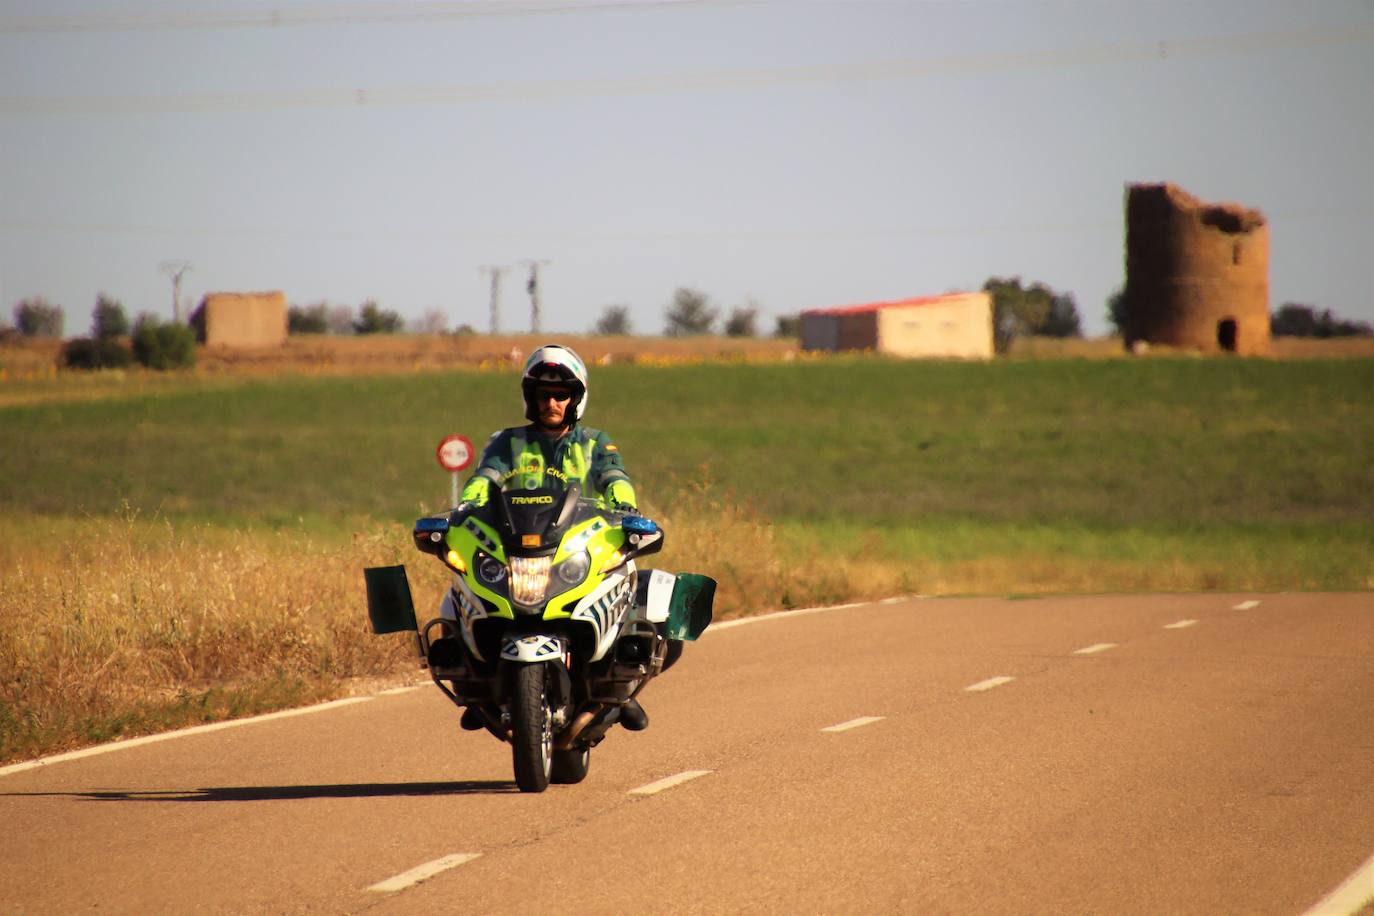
[{"xmin": 801, "ymin": 292, "xmax": 994, "ymax": 360}]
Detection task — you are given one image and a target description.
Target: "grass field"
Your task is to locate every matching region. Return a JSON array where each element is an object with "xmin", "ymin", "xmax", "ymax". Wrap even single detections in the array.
[{"xmin": 2, "ymin": 354, "xmax": 1372, "ymax": 763}]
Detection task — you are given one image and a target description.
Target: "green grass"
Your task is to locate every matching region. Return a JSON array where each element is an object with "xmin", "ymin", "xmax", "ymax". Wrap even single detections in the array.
[
  {"xmin": 3, "ymin": 356, "xmax": 1372, "ymax": 530},
  {"xmin": 2, "ymin": 356, "xmax": 1371, "ymax": 763}
]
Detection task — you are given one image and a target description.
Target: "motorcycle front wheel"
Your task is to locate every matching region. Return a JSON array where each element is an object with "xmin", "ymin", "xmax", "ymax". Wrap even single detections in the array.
[{"xmin": 510, "ymin": 663, "xmax": 553, "ymax": 793}]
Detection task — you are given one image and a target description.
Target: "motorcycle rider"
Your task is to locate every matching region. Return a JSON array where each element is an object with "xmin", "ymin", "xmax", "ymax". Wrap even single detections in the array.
[
  {"xmin": 460, "ymin": 343, "xmax": 638, "ymax": 513},
  {"xmin": 456, "ymin": 343, "xmax": 650, "ymax": 731}
]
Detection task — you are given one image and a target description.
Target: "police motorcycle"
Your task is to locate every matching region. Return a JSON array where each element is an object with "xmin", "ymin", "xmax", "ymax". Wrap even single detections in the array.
[{"xmin": 363, "ymin": 482, "xmax": 714, "ymax": 793}]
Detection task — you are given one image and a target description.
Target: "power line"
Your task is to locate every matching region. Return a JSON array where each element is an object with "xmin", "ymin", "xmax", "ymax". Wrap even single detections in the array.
[
  {"xmin": 8, "ymin": 206, "xmax": 1370, "ymax": 244},
  {"xmin": 0, "ymin": 0, "xmax": 742, "ymax": 34},
  {"xmin": 3, "ymin": 22, "xmax": 1371, "ymax": 117}
]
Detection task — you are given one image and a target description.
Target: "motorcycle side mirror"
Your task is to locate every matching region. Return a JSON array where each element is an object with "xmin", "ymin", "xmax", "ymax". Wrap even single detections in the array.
[
  {"xmin": 413, "ymin": 516, "xmax": 450, "ymax": 556},
  {"xmin": 622, "ymin": 515, "xmax": 664, "ymax": 559}
]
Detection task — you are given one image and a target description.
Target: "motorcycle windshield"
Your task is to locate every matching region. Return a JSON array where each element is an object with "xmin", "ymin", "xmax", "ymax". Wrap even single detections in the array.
[{"xmin": 493, "ymin": 484, "xmax": 592, "ymax": 554}]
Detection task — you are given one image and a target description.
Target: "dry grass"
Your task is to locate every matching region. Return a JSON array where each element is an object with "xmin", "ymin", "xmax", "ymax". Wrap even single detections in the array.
[
  {"xmin": 4, "ymin": 490, "xmax": 1369, "ymax": 765},
  {"xmin": 0, "ymin": 512, "xmax": 424, "ymax": 763}
]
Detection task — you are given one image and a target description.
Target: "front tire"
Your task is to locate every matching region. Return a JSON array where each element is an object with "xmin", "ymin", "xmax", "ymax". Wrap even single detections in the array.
[
  {"xmin": 550, "ymin": 746, "xmax": 590, "ymax": 784},
  {"xmin": 510, "ymin": 664, "xmax": 552, "ymax": 793}
]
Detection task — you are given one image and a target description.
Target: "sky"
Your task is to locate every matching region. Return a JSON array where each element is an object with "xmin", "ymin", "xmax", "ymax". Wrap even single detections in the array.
[{"xmin": 2, "ymin": 0, "xmax": 1372, "ymax": 338}]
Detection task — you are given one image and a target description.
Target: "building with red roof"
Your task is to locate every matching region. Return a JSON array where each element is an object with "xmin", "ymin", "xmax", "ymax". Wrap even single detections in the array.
[{"xmin": 800, "ymin": 291, "xmax": 993, "ymax": 359}]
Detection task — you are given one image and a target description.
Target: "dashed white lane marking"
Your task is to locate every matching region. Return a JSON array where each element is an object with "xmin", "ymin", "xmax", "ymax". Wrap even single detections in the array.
[
  {"xmin": 1073, "ymin": 643, "xmax": 1118, "ymax": 656},
  {"xmin": 378, "ymin": 685, "xmax": 421, "ymax": 696},
  {"xmin": 964, "ymin": 676, "xmax": 1015, "ymax": 693},
  {"xmin": 629, "ymin": 770, "xmax": 712, "ymax": 796},
  {"xmin": 821, "ymin": 716, "xmax": 885, "ymax": 733},
  {"xmin": 0, "ymin": 697, "xmax": 374, "ymax": 779},
  {"xmin": 1234, "ymin": 600, "xmax": 1261, "ymax": 610},
  {"xmin": 1163, "ymin": 619, "xmax": 1198, "ymax": 629},
  {"xmin": 1302, "ymin": 847, "xmax": 1374, "ymax": 916},
  {"xmin": 367, "ymin": 853, "xmax": 482, "ymax": 893}
]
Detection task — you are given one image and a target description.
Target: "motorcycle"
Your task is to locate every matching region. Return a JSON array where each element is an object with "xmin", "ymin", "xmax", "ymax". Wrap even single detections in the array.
[{"xmin": 363, "ymin": 482, "xmax": 714, "ymax": 793}]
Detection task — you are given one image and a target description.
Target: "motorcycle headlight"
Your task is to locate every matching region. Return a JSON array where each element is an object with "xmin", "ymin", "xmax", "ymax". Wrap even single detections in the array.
[
  {"xmin": 477, "ymin": 555, "xmax": 506, "ymax": 585},
  {"xmin": 555, "ymin": 550, "xmax": 591, "ymax": 586},
  {"xmin": 509, "ymin": 555, "xmax": 552, "ymax": 606}
]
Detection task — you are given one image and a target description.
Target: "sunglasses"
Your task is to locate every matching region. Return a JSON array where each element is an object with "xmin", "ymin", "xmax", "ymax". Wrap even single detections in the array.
[{"xmin": 535, "ymin": 388, "xmax": 573, "ymax": 403}]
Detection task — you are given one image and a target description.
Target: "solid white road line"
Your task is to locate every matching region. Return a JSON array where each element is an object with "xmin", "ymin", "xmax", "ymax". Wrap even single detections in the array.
[
  {"xmin": 1234, "ymin": 600, "xmax": 1261, "ymax": 610},
  {"xmin": 629, "ymin": 770, "xmax": 712, "ymax": 796},
  {"xmin": 367, "ymin": 853, "xmax": 482, "ymax": 894},
  {"xmin": 708, "ymin": 596, "xmax": 922, "ymax": 633},
  {"xmin": 964, "ymin": 676, "xmax": 1016, "ymax": 693},
  {"xmin": 709, "ymin": 605, "xmax": 857, "ymax": 632},
  {"xmin": 1163, "ymin": 619, "xmax": 1198, "ymax": 629},
  {"xmin": 1302, "ymin": 848, "xmax": 1374, "ymax": 916},
  {"xmin": 0, "ymin": 697, "xmax": 374, "ymax": 779},
  {"xmin": 821, "ymin": 716, "xmax": 885, "ymax": 733},
  {"xmin": 1073, "ymin": 643, "xmax": 1118, "ymax": 656},
  {"xmin": 377, "ymin": 685, "xmax": 421, "ymax": 696}
]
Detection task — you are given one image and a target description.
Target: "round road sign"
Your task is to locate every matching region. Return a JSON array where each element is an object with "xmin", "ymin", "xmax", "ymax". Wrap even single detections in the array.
[{"xmin": 436, "ymin": 434, "xmax": 475, "ymax": 472}]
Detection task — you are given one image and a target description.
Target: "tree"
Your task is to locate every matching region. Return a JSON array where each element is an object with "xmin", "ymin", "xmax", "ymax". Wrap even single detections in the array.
[
  {"xmin": 131, "ymin": 313, "xmax": 196, "ymax": 369},
  {"xmin": 982, "ymin": 276, "xmax": 1082, "ymax": 351},
  {"xmin": 593, "ymin": 304, "xmax": 632, "ymax": 335},
  {"xmin": 287, "ymin": 302, "xmax": 329, "ymax": 334},
  {"xmin": 664, "ymin": 287, "xmax": 717, "ymax": 337},
  {"xmin": 353, "ymin": 300, "xmax": 403, "ymax": 334},
  {"xmin": 91, "ymin": 294, "xmax": 130, "ymax": 339},
  {"xmin": 724, "ymin": 304, "xmax": 759, "ymax": 338},
  {"xmin": 1040, "ymin": 292, "xmax": 1083, "ymax": 338},
  {"xmin": 1271, "ymin": 303, "xmax": 1373, "ymax": 338},
  {"xmin": 13, "ymin": 297, "xmax": 64, "ymax": 338},
  {"xmin": 1106, "ymin": 288, "xmax": 1128, "ymax": 336},
  {"xmin": 774, "ymin": 314, "xmax": 801, "ymax": 338}
]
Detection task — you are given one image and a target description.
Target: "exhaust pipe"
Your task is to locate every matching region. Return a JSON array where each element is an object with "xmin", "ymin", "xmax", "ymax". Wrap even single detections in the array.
[{"xmin": 556, "ymin": 703, "xmax": 616, "ymax": 750}]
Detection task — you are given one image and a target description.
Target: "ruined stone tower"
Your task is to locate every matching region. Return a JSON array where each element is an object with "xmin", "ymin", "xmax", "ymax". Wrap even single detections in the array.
[{"xmin": 1123, "ymin": 183, "xmax": 1270, "ymax": 355}]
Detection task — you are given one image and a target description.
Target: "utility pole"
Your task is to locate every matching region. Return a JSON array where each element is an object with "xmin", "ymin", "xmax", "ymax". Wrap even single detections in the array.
[
  {"xmin": 521, "ymin": 259, "xmax": 550, "ymax": 333},
  {"xmin": 159, "ymin": 260, "xmax": 192, "ymax": 323},
  {"xmin": 479, "ymin": 265, "xmax": 510, "ymax": 334}
]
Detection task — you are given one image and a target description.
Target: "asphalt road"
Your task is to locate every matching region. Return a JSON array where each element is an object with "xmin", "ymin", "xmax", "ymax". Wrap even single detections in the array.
[{"xmin": 3, "ymin": 593, "xmax": 1372, "ymax": 914}]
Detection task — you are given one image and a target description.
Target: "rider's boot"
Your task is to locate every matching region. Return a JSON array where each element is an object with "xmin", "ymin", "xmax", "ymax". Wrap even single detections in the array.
[
  {"xmin": 460, "ymin": 706, "xmax": 486, "ymax": 731},
  {"xmin": 619, "ymin": 698, "xmax": 648, "ymax": 731}
]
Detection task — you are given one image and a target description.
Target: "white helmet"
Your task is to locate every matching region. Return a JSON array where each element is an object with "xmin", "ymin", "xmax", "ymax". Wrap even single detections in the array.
[{"xmin": 521, "ymin": 343, "xmax": 589, "ymax": 423}]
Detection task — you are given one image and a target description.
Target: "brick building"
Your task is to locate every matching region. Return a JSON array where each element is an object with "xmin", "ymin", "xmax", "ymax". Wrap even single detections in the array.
[{"xmin": 1123, "ymin": 183, "xmax": 1270, "ymax": 355}]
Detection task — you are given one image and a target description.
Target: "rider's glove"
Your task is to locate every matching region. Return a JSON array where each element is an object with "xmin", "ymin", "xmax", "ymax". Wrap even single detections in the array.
[
  {"xmin": 605, "ymin": 479, "xmax": 638, "ymax": 512},
  {"xmin": 460, "ymin": 476, "xmax": 491, "ymax": 508}
]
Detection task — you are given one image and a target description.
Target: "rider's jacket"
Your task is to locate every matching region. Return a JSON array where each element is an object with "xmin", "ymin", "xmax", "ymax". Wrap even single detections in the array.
[{"xmin": 462, "ymin": 424, "xmax": 636, "ymax": 508}]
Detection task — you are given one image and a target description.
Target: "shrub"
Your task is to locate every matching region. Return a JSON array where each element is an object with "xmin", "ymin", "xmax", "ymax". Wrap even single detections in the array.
[
  {"xmin": 92, "ymin": 294, "xmax": 130, "ymax": 339},
  {"xmin": 664, "ymin": 287, "xmax": 717, "ymax": 337},
  {"xmin": 13, "ymin": 297, "xmax": 64, "ymax": 338},
  {"xmin": 287, "ymin": 302, "xmax": 329, "ymax": 334},
  {"xmin": 63, "ymin": 337, "xmax": 134, "ymax": 370},
  {"xmin": 1272, "ymin": 303, "xmax": 1373, "ymax": 338},
  {"xmin": 352, "ymin": 300, "xmax": 403, "ymax": 335},
  {"xmin": 724, "ymin": 306, "xmax": 758, "ymax": 338},
  {"xmin": 132, "ymin": 315, "xmax": 196, "ymax": 369},
  {"xmin": 593, "ymin": 304, "xmax": 632, "ymax": 335}
]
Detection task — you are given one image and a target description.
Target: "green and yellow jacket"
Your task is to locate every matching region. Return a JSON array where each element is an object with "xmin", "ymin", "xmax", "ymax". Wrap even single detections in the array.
[{"xmin": 460, "ymin": 424, "xmax": 637, "ymax": 508}]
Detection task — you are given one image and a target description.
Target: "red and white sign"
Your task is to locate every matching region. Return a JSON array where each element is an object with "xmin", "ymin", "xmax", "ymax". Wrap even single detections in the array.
[{"xmin": 435, "ymin": 434, "xmax": 474, "ymax": 472}]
